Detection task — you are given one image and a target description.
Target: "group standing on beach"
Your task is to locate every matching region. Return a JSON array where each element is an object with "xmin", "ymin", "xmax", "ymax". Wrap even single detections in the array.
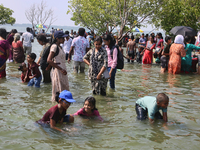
[{"xmin": 1, "ymin": 26, "xmax": 200, "ymax": 133}]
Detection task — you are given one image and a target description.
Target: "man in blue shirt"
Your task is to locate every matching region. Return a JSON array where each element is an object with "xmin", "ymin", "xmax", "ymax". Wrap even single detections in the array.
[
  {"xmin": 135, "ymin": 93, "xmax": 169, "ymax": 123},
  {"xmin": 139, "ymin": 33, "xmax": 146, "ymax": 48}
]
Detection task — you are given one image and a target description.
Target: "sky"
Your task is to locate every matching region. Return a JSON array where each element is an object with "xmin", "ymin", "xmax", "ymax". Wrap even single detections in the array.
[
  {"xmin": 1, "ymin": 0, "xmax": 157, "ymax": 31},
  {"xmin": 1, "ymin": 0, "xmax": 75, "ymax": 26}
]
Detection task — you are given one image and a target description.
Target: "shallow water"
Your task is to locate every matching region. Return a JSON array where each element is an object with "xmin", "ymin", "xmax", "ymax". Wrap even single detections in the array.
[{"xmin": 1, "ymin": 41, "xmax": 200, "ymax": 150}]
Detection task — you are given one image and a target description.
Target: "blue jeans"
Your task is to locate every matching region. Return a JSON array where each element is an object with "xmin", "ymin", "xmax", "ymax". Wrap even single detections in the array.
[
  {"xmin": 28, "ymin": 75, "xmax": 42, "ymax": 88},
  {"xmin": 107, "ymin": 67, "xmax": 117, "ymax": 89}
]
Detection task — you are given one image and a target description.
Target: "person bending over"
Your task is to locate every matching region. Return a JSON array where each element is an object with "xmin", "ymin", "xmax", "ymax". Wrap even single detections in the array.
[{"xmin": 135, "ymin": 93, "xmax": 169, "ymax": 123}]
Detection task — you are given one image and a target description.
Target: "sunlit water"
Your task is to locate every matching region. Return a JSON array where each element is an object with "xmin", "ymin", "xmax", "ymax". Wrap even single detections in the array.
[{"xmin": 0, "ymin": 34, "xmax": 200, "ymax": 150}]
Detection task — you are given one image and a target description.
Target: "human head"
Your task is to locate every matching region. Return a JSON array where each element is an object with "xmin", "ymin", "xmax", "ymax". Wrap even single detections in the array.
[
  {"xmin": 53, "ymin": 31, "xmax": 68, "ymax": 44},
  {"xmin": 103, "ymin": 34, "xmax": 116, "ymax": 48},
  {"xmin": 150, "ymin": 32, "xmax": 155, "ymax": 36},
  {"xmin": 36, "ymin": 34, "xmax": 48, "ymax": 45},
  {"xmin": 94, "ymin": 36, "xmax": 102, "ymax": 50},
  {"xmin": 78, "ymin": 28, "xmax": 85, "ymax": 36},
  {"xmin": 11, "ymin": 29, "xmax": 17, "ymax": 35},
  {"xmin": 18, "ymin": 62, "xmax": 27, "ymax": 71},
  {"xmin": 156, "ymin": 93, "xmax": 169, "ymax": 108},
  {"xmin": 141, "ymin": 33, "xmax": 144, "ymax": 38},
  {"xmin": 150, "ymin": 35, "xmax": 155, "ymax": 43},
  {"xmin": 138, "ymin": 46, "xmax": 143, "ymax": 52},
  {"xmin": 26, "ymin": 27, "xmax": 30, "ymax": 32},
  {"xmin": 84, "ymin": 96, "xmax": 97, "ymax": 113},
  {"xmin": 0, "ymin": 28, "xmax": 7, "ymax": 39},
  {"xmin": 131, "ymin": 35, "xmax": 134, "ymax": 40},
  {"xmin": 174, "ymin": 35, "xmax": 185, "ymax": 47},
  {"xmin": 14, "ymin": 33, "xmax": 20, "ymax": 42},
  {"xmin": 56, "ymin": 90, "xmax": 76, "ymax": 109},
  {"xmin": 184, "ymin": 36, "xmax": 191, "ymax": 43},
  {"xmin": 165, "ymin": 36, "xmax": 171, "ymax": 43},
  {"xmin": 27, "ymin": 53, "xmax": 36, "ymax": 63},
  {"xmin": 157, "ymin": 32, "xmax": 163, "ymax": 39}
]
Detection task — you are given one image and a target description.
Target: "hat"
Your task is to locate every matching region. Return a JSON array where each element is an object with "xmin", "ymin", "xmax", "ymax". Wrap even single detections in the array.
[
  {"xmin": 54, "ymin": 31, "xmax": 68, "ymax": 39},
  {"xmin": 59, "ymin": 90, "xmax": 76, "ymax": 103}
]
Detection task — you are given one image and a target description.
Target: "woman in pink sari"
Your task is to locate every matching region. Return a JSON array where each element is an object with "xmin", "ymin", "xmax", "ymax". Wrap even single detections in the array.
[
  {"xmin": 141, "ymin": 35, "xmax": 156, "ymax": 64},
  {"xmin": 0, "ymin": 28, "xmax": 10, "ymax": 78}
]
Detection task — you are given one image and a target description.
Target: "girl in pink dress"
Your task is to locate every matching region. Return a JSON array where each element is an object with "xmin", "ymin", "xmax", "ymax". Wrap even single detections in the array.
[{"xmin": 73, "ymin": 97, "xmax": 103, "ymax": 121}]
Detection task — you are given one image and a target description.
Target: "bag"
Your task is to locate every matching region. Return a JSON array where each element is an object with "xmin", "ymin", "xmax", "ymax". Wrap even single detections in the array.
[
  {"xmin": 40, "ymin": 44, "xmax": 59, "ymax": 70},
  {"xmin": 110, "ymin": 45, "xmax": 124, "ymax": 69},
  {"xmin": 102, "ymin": 69, "xmax": 110, "ymax": 79}
]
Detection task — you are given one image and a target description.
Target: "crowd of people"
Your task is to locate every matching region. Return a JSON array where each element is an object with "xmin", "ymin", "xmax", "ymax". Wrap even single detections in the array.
[{"xmin": 0, "ymin": 26, "xmax": 200, "ymax": 133}]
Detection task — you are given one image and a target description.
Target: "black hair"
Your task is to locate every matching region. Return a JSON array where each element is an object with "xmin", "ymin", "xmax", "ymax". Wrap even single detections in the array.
[
  {"xmin": 78, "ymin": 28, "xmax": 85, "ymax": 36},
  {"xmin": 157, "ymin": 32, "xmax": 163, "ymax": 39},
  {"xmin": 55, "ymin": 92, "xmax": 60, "ymax": 103},
  {"xmin": 131, "ymin": 35, "xmax": 134, "ymax": 40},
  {"xmin": 18, "ymin": 62, "xmax": 26, "ymax": 71},
  {"xmin": 165, "ymin": 36, "xmax": 171, "ymax": 43},
  {"xmin": 6, "ymin": 29, "xmax": 18, "ymax": 39},
  {"xmin": 36, "ymin": 34, "xmax": 48, "ymax": 43},
  {"xmin": 65, "ymin": 31, "xmax": 69, "ymax": 35},
  {"xmin": 26, "ymin": 27, "xmax": 30, "ymax": 32},
  {"xmin": 150, "ymin": 35, "xmax": 155, "ymax": 43},
  {"xmin": 94, "ymin": 36, "xmax": 102, "ymax": 43},
  {"xmin": 185, "ymin": 36, "xmax": 191, "ymax": 43},
  {"xmin": 156, "ymin": 93, "xmax": 169, "ymax": 103},
  {"xmin": 0, "ymin": 28, "xmax": 7, "ymax": 39},
  {"xmin": 118, "ymin": 41, "xmax": 122, "ymax": 47},
  {"xmin": 103, "ymin": 34, "xmax": 116, "ymax": 48},
  {"xmin": 142, "ymin": 33, "xmax": 144, "ymax": 36},
  {"xmin": 84, "ymin": 96, "xmax": 97, "ymax": 112},
  {"xmin": 28, "ymin": 53, "xmax": 36, "ymax": 61}
]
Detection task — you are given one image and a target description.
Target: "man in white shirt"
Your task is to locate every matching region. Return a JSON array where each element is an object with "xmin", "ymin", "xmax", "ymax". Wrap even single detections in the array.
[
  {"xmin": 61, "ymin": 31, "xmax": 72, "ymax": 60},
  {"xmin": 68, "ymin": 28, "xmax": 90, "ymax": 73},
  {"xmin": 22, "ymin": 27, "xmax": 34, "ymax": 54}
]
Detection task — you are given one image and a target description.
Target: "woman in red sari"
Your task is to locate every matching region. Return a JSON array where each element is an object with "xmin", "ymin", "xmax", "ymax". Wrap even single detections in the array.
[
  {"xmin": 0, "ymin": 28, "xmax": 10, "ymax": 78},
  {"xmin": 141, "ymin": 35, "xmax": 156, "ymax": 64}
]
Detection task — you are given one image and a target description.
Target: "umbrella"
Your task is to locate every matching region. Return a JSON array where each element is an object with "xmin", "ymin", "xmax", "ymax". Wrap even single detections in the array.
[
  {"xmin": 36, "ymin": 24, "xmax": 47, "ymax": 28},
  {"xmin": 169, "ymin": 26, "xmax": 197, "ymax": 36},
  {"xmin": 132, "ymin": 27, "xmax": 144, "ymax": 33}
]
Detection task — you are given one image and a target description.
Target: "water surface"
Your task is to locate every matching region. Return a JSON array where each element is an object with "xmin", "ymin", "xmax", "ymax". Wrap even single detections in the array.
[{"xmin": 0, "ymin": 41, "xmax": 200, "ymax": 150}]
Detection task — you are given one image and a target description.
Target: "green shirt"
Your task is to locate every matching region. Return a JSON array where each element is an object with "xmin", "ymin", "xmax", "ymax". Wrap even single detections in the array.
[{"xmin": 136, "ymin": 96, "xmax": 167, "ymax": 119}]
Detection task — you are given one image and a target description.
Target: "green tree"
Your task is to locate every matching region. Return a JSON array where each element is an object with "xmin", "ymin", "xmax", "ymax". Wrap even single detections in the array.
[
  {"xmin": 67, "ymin": 0, "xmax": 162, "ymax": 41},
  {"xmin": 151, "ymin": 0, "xmax": 200, "ymax": 33},
  {"xmin": 0, "ymin": 4, "xmax": 15, "ymax": 25}
]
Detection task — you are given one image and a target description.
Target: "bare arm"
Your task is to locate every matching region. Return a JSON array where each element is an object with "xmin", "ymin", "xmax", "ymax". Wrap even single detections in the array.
[
  {"xmin": 50, "ymin": 119, "xmax": 64, "ymax": 132},
  {"xmin": 83, "ymin": 59, "xmax": 90, "ymax": 66},
  {"xmin": 163, "ymin": 112, "xmax": 168, "ymax": 122},
  {"xmin": 37, "ymin": 57, "xmax": 41, "ymax": 64},
  {"xmin": 68, "ymin": 46, "xmax": 74, "ymax": 63}
]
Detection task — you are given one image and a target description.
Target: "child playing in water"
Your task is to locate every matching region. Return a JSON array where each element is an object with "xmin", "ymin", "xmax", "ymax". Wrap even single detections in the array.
[
  {"xmin": 135, "ymin": 93, "xmax": 169, "ymax": 123},
  {"xmin": 27, "ymin": 53, "xmax": 42, "ymax": 88},
  {"xmin": 37, "ymin": 90, "xmax": 76, "ymax": 132},
  {"xmin": 18, "ymin": 62, "xmax": 31, "ymax": 83},
  {"xmin": 73, "ymin": 96, "xmax": 103, "ymax": 121}
]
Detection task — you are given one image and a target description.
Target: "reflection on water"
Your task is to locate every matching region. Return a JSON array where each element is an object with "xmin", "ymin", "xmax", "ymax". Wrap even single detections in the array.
[{"xmin": 0, "ymin": 42, "xmax": 200, "ymax": 149}]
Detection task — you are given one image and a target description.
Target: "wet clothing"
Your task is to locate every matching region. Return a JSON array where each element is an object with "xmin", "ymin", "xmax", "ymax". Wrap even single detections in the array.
[
  {"xmin": 127, "ymin": 41, "xmax": 136, "ymax": 62},
  {"xmin": 0, "ymin": 40, "xmax": 10, "ymax": 78},
  {"xmin": 7, "ymin": 34, "xmax": 14, "ymax": 60},
  {"xmin": 106, "ymin": 46, "xmax": 118, "ymax": 89},
  {"xmin": 160, "ymin": 44, "xmax": 171, "ymax": 69},
  {"xmin": 38, "ymin": 105, "xmax": 66, "ymax": 124},
  {"xmin": 12, "ymin": 41, "xmax": 25, "ymax": 63},
  {"xmin": 73, "ymin": 107, "xmax": 103, "ymax": 120},
  {"xmin": 168, "ymin": 43, "xmax": 186, "ymax": 74},
  {"xmin": 21, "ymin": 71, "xmax": 31, "ymax": 83},
  {"xmin": 135, "ymin": 96, "xmax": 167, "ymax": 120},
  {"xmin": 142, "ymin": 41, "xmax": 156, "ymax": 64},
  {"xmin": 83, "ymin": 48, "xmax": 108, "ymax": 95},
  {"xmin": 50, "ymin": 44, "xmax": 69, "ymax": 102},
  {"xmin": 40, "ymin": 43, "xmax": 51, "ymax": 83},
  {"xmin": 136, "ymin": 51, "xmax": 143, "ymax": 63},
  {"xmin": 27, "ymin": 62, "xmax": 42, "ymax": 87},
  {"xmin": 181, "ymin": 44, "xmax": 200, "ymax": 72}
]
